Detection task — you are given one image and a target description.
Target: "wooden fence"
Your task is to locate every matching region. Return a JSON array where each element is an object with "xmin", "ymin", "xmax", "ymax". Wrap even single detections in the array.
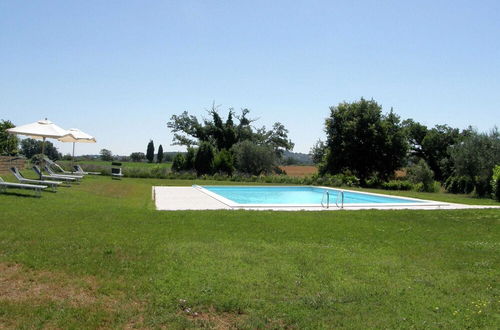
[{"xmin": 0, "ymin": 156, "xmax": 26, "ymax": 174}]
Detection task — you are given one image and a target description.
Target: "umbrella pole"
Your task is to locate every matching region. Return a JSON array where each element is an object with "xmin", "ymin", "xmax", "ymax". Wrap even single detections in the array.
[{"xmin": 40, "ymin": 137, "xmax": 46, "ymax": 180}]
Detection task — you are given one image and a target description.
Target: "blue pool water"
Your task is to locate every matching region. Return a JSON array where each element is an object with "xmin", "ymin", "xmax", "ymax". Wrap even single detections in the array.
[{"xmin": 201, "ymin": 186, "xmax": 425, "ymax": 205}]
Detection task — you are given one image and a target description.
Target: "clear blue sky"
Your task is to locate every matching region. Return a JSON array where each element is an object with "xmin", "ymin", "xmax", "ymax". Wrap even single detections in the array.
[{"xmin": 1, "ymin": 0, "xmax": 499, "ymax": 156}]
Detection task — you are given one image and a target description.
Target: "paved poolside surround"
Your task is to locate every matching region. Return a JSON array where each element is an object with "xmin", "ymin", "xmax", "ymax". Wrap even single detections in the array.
[{"xmin": 153, "ymin": 186, "xmax": 500, "ymax": 211}]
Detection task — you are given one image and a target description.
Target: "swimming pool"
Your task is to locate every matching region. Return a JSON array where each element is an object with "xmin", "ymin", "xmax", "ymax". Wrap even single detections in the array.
[{"xmin": 196, "ymin": 185, "xmax": 434, "ymax": 208}]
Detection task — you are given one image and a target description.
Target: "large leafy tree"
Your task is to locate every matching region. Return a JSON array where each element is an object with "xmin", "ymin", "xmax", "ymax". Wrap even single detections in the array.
[
  {"xmin": 232, "ymin": 140, "xmax": 276, "ymax": 175},
  {"xmin": 167, "ymin": 104, "xmax": 294, "ymax": 157},
  {"xmin": 146, "ymin": 140, "xmax": 155, "ymax": 163},
  {"xmin": 402, "ymin": 119, "xmax": 428, "ymax": 160},
  {"xmin": 0, "ymin": 120, "xmax": 19, "ymax": 155},
  {"xmin": 320, "ymin": 98, "xmax": 408, "ymax": 182},
  {"xmin": 419, "ymin": 124, "xmax": 465, "ymax": 181},
  {"xmin": 448, "ymin": 128, "xmax": 500, "ymax": 196},
  {"xmin": 20, "ymin": 138, "xmax": 61, "ymax": 160}
]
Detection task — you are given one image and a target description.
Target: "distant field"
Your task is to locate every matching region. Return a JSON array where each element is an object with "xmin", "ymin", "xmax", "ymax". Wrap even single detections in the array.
[
  {"xmin": 59, "ymin": 160, "xmax": 172, "ymax": 169},
  {"xmin": 280, "ymin": 165, "xmax": 318, "ymax": 177}
]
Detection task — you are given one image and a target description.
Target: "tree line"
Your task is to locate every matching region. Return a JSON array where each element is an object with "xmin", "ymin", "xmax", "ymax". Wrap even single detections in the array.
[{"xmin": 310, "ymin": 98, "xmax": 499, "ymax": 197}]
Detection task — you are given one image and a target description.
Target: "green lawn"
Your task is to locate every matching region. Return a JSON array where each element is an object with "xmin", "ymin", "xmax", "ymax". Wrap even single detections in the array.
[{"xmin": 0, "ymin": 174, "xmax": 499, "ymax": 328}]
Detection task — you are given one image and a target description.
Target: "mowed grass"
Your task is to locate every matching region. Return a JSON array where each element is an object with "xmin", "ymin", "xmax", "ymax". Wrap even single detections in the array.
[{"xmin": 0, "ymin": 174, "xmax": 499, "ymax": 328}]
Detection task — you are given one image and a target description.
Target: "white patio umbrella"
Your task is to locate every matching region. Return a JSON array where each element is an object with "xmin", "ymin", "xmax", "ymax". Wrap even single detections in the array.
[
  {"xmin": 58, "ymin": 128, "xmax": 97, "ymax": 162},
  {"xmin": 6, "ymin": 119, "xmax": 71, "ymax": 178}
]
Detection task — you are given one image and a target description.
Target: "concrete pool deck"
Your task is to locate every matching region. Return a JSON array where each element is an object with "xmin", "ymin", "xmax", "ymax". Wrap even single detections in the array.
[{"xmin": 153, "ymin": 186, "xmax": 500, "ymax": 211}]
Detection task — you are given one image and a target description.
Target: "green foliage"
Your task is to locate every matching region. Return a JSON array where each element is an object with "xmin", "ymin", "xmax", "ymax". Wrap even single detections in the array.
[
  {"xmin": 381, "ymin": 180, "xmax": 414, "ymax": 191},
  {"xmin": 99, "ymin": 149, "xmax": 113, "ymax": 161},
  {"xmin": 146, "ymin": 140, "xmax": 155, "ymax": 163},
  {"xmin": 0, "ymin": 119, "xmax": 19, "ymax": 155},
  {"xmin": 194, "ymin": 142, "xmax": 215, "ymax": 175},
  {"xmin": 185, "ymin": 147, "xmax": 196, "ymax": 171},
  {"xmin": 321, "ymin": 99, "xmax": 408, "ymax": 182},
  {"xmin": 444, "ymin": 176, "xmax": 475, "ymax": 194},
  {"xmin": 157, "ymin": 145, "xmax": 164, "ymax": 163},
  {"xmin": 309, "ymin": 139, "xmax": 326, "ymax": 165},
  {"xmin": 130, "ymin": 152, "xmax": 145, "ymax": 162},
  {"xmin": 213, "ymin": 149, "xmax": 234, "ymax": 175},
  {"xmin": 419, "ymin": 125, "xmax": 466, "ymax": 181},
  {"xmin": 492, "ymin": 165, "xmax": 500, "ymax": 201},
  {"xmin": 232, "ymin": 140, "xmax": 276, "ymax": 175},
  {"xmin": 449, "ymin": 128, "xmax": 500, "ymax": 197},
  {"xmin": 171, "ymin": 153, "xmax": 186, "ymax": 172},
  {"xmin": 20, "ymin": 138, "xmax": 61, "ymax": 160},
  {"xmin": 62, "ymin": 153, "xmax": 73, "ymax": 161},
  {"xmin": 402, "ymin": 119, "xmax": 428, "ymax": 160},
  {"xmin": 407, "ymin": 159, "xmax": 435, "ymax": 192},
  {"xmin": 167, "ymin": 104, "xmax": 294, "ymax": 160}
]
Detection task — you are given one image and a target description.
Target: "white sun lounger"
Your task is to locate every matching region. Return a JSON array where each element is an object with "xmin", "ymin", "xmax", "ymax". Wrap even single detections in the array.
[
  {"xmin": 10, "ymin": 167, "xmax": 62, "ymax": 192},
  {"xmin": 32, "ymin": 166, "xmax": 77, "ymax": 183},
  {"xmin": 0, "ymin": 177, "xmax": 47, "ymax": 197},
  {"xmin": 73, "ymin": 165, "xmax": 101, "ymax": 175},
  {"xmin": 44, "ymin": 165, "xmax": 83, "ymax": 180},
  {"xmin": 44, "ymin": 157, "xmax": 84, "ymax": 176}
]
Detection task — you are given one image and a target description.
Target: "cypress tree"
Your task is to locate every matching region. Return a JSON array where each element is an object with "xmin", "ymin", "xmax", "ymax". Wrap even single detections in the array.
[
  {"xmin": 157, "ymin": 144, "xmax": 164, "ymax": 163},
  {"xmin": 146, "ymin": 140, "xmax": 155, "ymax": 163}
]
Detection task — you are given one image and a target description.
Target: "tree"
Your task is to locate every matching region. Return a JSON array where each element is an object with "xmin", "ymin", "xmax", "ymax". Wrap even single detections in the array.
[
  {"xmin": 309, "ymin": 139, "xmax": 326, "ymax": 165},
  {"xmin": 213, "ymin": 149, "xmax": 234, "ymax": 175},
  {"xmin": 100, "ymin": 149, "xmax": 113, "ymax": 161},
  {"xmin": 20, "ymin": 138, "xmax": 61, "ymax": 160},
  {"xmin": 320, "ymin": 98, "xmax": 408, "ymax": 182},
  {"xmin": 232, "ymin": 140, "xmax": 276, "ymax": 175},
  {"xmin": 157, "ymin": 145, "xmax": 164, "ymax": 163},
  {"xmin": 0, "ymin": 120, "xmax": 19, "ymax": 155},
  {"xmin": 402, "ymin": 119, "xmax": 428, "ymax": 160},
  {"xmin": 146, "ymin": 140, "xmax": 155, "ymax": 163},
  {"xmin": 448, "ymin": 128, "xmax": 500, "ymax": 196},
  {"xmin": 130, "ymin": 152, "xmax": 145, "ymax": 162},
  {"xmin": 167, "ymin": 104, "xmax": 294, "ymax": 159},
  {"xmin": 420, "ymin": 124, "xmax": 464, "ymax": 181},
  {"xmin": 407, "ymin": 159, "xmax": 435, "ymax": 192},
  {"xmin": 194, "ymin": 142, "xmax": 215, "ymax": 175},
  {"xmin": 171, "ymin": 153, "xmax": 186, "ymax": 172}
]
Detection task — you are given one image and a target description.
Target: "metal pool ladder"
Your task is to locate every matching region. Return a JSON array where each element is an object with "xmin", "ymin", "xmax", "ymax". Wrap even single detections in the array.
[
  {"xmin": 335, "ymin": 190, "xmax": 345, "ymax": 209},
  {"xmin": 321, "ymin": 190, "xmax": 330, "ymax": 208},
  {"xmin": 321, "ymin": 189, "xmax": 344, "ymax": 209}
]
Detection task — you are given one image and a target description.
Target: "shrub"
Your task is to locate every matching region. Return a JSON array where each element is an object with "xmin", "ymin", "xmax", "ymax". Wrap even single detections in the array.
[
  {"xmin": 365, "ymin": 175, "xmax": 383, "ymax": 188},
  {"xmin": 213, "ymin": 149, "xmax": 234, "ymax": 175},
  {"xmin": 194, "ymin": 142, "xmax": 215, "ymax": 175},
  {"xmin": 171, "ymin": 153, "xmax": 186, "ymax": 172},
  {"xmin": 382, "ymin": 180, "xmax": 414, "ymax": 191},
  {"xmin": 407, "ymin": 159, "xmax": 435, "ymax": 192},
  {"xmin": 444, "ymin": 176, "xmax": 474, "ymax": 194},
  {"xmin": 492, "ymin": 165, "xmax": 500, "ymax": 201}
]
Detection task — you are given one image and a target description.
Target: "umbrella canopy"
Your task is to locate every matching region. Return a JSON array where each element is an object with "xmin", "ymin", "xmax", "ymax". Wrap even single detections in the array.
[
  {"xmin": 57, "ymin": 128, "xmax": 96, "ymax": 163},
  {"xmin": 6, "ymin": 119, "xmax": 70, "ymax": 179},
  {"xmin": 58, "ymin": 128, "xmax": 96, "ymax": 143},
  {"xmin": 7, "ymin": 119, "xmax": 70, "ymax": 140}
]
